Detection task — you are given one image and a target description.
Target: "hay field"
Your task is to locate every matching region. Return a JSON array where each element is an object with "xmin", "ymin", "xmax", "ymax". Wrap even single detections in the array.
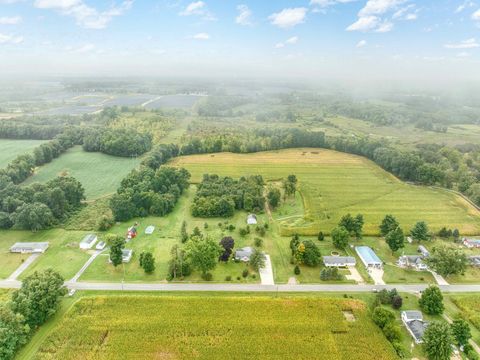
[
  {"xmin": 0, "ymin": 139, "xmax": 46, "ymax": 167},
  {"xmin": 32, "ymin": 296, "xmax": 397, "ymax": 360},
  {"xmin": 23, "ymin": 146, "xmax": 142, "ymax": 199},
  {"xmin": 172, "ymin": 148, "xmax": 480, "ymax": 235}
]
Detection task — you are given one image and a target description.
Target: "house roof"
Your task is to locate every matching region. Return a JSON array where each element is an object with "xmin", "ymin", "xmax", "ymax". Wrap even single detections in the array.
[
  {"xmin": 464, "ymin": 238, "xmax": 480, "ymax": 244},
  {"xmin": 235, "ymin": 246, "xmax": 253, "ymax": 258},
  {"xmin": 406, "ymin": 320, "xmax": 428, "ymax": 342},
  {"xmin": 418, "ymin": 245, "xmax": 429, "ymax": 254},
  {"xmin": 402, "ymin": 310, "xmax": 423, "ymax": 321},
  {"xmin": 323, "ymin": 256, "xmax": 356, "ymax": 265},
  {"xmin": 80, "ymin": 234, "xmax": 97, "ymax": 245},
  {"xmin": 247, "ymin": 214, "xmax": 257, "ymax": 219},
  {"xmin": 10, "ymin": 242, "xmax": 49, "ymax": 251},
  {"xmin": 355, "ymin": 246, "xmax": 382, "ymax": 265}
]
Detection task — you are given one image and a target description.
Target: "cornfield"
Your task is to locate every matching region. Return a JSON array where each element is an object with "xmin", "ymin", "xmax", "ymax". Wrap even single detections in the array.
[{"xmin": 34, "ymin": 295, "xmax": 398, "ymax": 360}]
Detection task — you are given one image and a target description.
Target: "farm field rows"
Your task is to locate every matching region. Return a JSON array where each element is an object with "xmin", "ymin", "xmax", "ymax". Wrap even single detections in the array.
[
  {"xmin": 0, "ymin": 139, "xmax": 46, "ymax": 166},
  {"xmin": 23, "ymin": 146, "xmax": 142, "ymax": 199},
  {"xmin": 30, "ymin": 295, "xmax": 397, "ymax": 360},
  {"xmin": 172, "ymin": 148, "xmax": 480, "ymax": 236}
]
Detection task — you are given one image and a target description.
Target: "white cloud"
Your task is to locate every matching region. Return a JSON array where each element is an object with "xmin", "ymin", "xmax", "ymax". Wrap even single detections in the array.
[
  {"xmin": 346, "ymin": 15, "xmax": 379, "ymax": 31},
  {"xmin": 286, "ymin": 36, "xmax": 299, "ymax": 44},
  {"xmin": 179, "ymin": 1, "xmax": 215, "ymax": 20},
  {"xmin": 473, "ymin": 9, "xmax": 480, "ymax": 20},
  {"xmin": 405, "ymin": 13, "xmax": 417, "ymax": 20},
  {"xmin": 192, "ymin": 32, "xmax": 210, "ymax": 40},
  {"xmin": 356, "ymin": 39, "xmax": 367, "ymax": 48},
  {"xmin": 236, "ymin": 4, "xmax": 252, "ymax": 26},
  {"xmin": 268, "ymin": 7, "xmax": 307, "ymax": 28},
  {"xmin": 275, "ymin": 42, "xmax": 285, "ymax": 48},
  {"xmin": 376, "ymin": 20, "xmax": 394, "ymax": 32},
  {"xmin": 359, "ymin": 0, "xmax": 406, "ymax": 16},
  {"xmin": 444, "ymin": 38, "xmax": 479, "ymax": 49},
  {"xmin": 0, "ymin": 16, "xmax": 22, "ymax": 25},
  {"xmin": 310, "ymin": 0, "xmax": 357, "ymax": 7},
  {"xmin": 0, "ymin": 32, "xmax": 23, "ymax": 44},
  {"xmin": 456, "ymin": 1, "xmax": 475, "ymax": 14},
  {"xmin": 34, "ymin": 0, "xmax": 133, "ymax": 29},
  {"xmin": 347, "ymin": 0, "xmax": 407, "ymax": 32}
]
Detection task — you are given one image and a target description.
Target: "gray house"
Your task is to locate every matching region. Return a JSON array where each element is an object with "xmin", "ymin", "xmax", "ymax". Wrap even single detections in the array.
[
  {"xmin": 10, "ymin": 242, "xmax": 49, "ymax": 254},
  {"xmin": 235, "ymin": 247, "xmax": 253, "ymax": 262},
  {"xmin": 401, "ymin": 310, "xmax": 428, "ymax": 344},
  {"xmin": 418, "ymin": 245, "xmax": 430, "ymax": 258},
  {"xmin": 323, "ymin": 256, "xmax": 356, "ymax": 267},
  {"xmin": 398, "ymin": 255, "xmax": 428, "ymax": 271}
]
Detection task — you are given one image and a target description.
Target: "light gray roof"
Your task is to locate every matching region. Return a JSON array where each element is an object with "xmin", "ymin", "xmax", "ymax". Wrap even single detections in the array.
[
  {"xmin": 145, "ymin": 226, "xmax": 155, "ymax": 234},
  {"xmin": 418, "ymin": 245, "xmax": 429, "ymax": 256},
  {"xmin": 10, "ymin": 242, "xmax": 49, "ymax": 251},
  {"xmin": 235, "ymin": 247, "xmax": 253, "ymax": 258},
  {"xmin": 323, "ymin": 256, "xmax": 356, "ymax": 265},
  {"xmin": 403, "ymin": 310, "xmax": 423, "ymax": 321},
  {"xmin": 80, "ymin": 234, "xmax": 97, "ymax": 245},
  {"xmin": 406, "ymin": 320, "xmax": 428, "ymax": 342}
]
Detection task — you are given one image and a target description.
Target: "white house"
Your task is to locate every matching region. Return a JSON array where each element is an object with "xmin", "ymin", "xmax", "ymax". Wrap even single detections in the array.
[
  {"xmin": 247, "ymin": 214, "xmax": 257, "ymax": 225},
  {"xmin": 398, "ymin": 255, "xmax": 428, "ymax": 271},
  {"xmin": 235, "ymin": 247, "xmax": 253, "ymax": 262},
  {"xmin": 10, "ymin": 242, "xmax": 49, "ymax": 254},
  {"xmin": 401, "ymin": 311, "xmax": 428, "ymax": 344},
  {"xmin": 109, "ymin": 249, "xmax": 133, "ymax": 263},
  {"xmin": 95, "ymin": 241, "xmax": 106, "ymax": 250},
  {"xmin": 323, "ymin": 256, "xmax": 356, "ymax": 267},
  {"xmin": 80, "ymin": 234, "xmax": 97, "ymax": 250},
  {"xmin": 463, "ymin": 238, "xmax": 480, "ymax": 249}
]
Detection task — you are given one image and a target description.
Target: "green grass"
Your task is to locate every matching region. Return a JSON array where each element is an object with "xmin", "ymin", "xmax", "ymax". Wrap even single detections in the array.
[
  {"xmin": 0, "ymin": 139, "xmax": 46, "ymax": 167},
  {"xmin": 172, "ymin": 148, "xmax": 480, "ymax": 236},
  {"xmin": 0, "ymin": 229, "xmax": 91, "ymax": 280},
  {"xmin": 28, "ymin": 295, "xmax": 397, "ymax": 360},
  {"xmin": 23, "ymin": 146, "xmax": 142, "ymax": 199}
]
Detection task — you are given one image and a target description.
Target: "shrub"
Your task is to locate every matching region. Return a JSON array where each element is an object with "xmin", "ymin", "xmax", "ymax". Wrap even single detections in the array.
[
  {"xmin": 225, "ymin": 275, "xmax": 232, "ymax": 281},
  {"xmin": 419, "ymin": 286, "xmax": 444, "ymax": 315},
  {"xmin": 254, "ymin": 237, "xmax": 264, "ymax": 247},
  {"xmin": 202, "ymin": 272, "xmax": 213, "ymax": 281},
  {"xmin": 96, "ymin": 215, "xmax": 114, "ymax": 231},
  {"xmin": 294, "ymin": 265, "xmax": 301, "ymax": 275},
  {"xmin": 320, "ymin": 267, "xmax": 342, "ymax": 281},
  {"xmin": 391, "ymin": 295, "xmax": 403, "ymax": 309},
  {"xmin": 318, "ymin": 231, "xmax": 325, "ymax": 241},
  {"xmin": 372, "ymin": 307, "xmax": 395, "ymax": 329},
  {"xmin": 236, "ymin": 276, "xmax": 241, "ymax": 281},
  {"xmin": 242, "ymin": 269, "xmax": 249, "ymax": 278}
]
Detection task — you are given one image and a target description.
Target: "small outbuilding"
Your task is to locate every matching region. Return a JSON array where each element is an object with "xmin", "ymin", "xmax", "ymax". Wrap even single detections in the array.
[
  {"xmin": 109, "ymin": 249, "xmax": 133, "ymax": 263},
  {"xmin": 145, "ymin": 225, "xmax": 155, "ymax": 235},
  {"xmin": 469, "ymin": 256, "xmax": 480, "ymax": 267},
  {"xmin": 79, "ymin": 234, "xmax": 97, "ymax": 250},
  {"xmin": 418, "ymin": 245, "xmax": 430, "ymax": 258},
  {"xmin": 10, "ymin": 242, "xmax": 49, "ymax": 254},
  {"xmin": 401, "ymin": 311, "xmax": 428, "ymax": 344},
  {"xmin": 355, "ymin": 246, "xmax": 382, "ymax": 268},
  {"xmin": 235, "ymin": 247, "xmax": 254, "ymax": 262},
  {"xmin": 323, "ymin": 256, "xmax": 356, "ymax": 267},
  {"xmin": 463, "ymin": 238, "xmax": 480, "ymax": 249},
  {"xmin": 246, "ymin": 214, "xmax": 257, "ymax": 225},
  {"xmin": 96, "ymin": 241, "xmax": 106, "ymax": 250},
  {"xmin": 127, "ymin": 226, "xmax": 137, "ymax": 240}
]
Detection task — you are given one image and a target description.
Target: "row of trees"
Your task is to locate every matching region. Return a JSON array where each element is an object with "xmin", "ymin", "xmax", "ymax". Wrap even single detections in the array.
[
  {"xmin": 0, "ymin": 175, "xmax": 85, "ymax": 230},
  {"xmin": 109, "ymin": 166, "xmax": 190, "ymax": 221},
  {"xmin": 0, "ymin": 122, "xmax": 65, "ymax": 140},
  {"xmin": 83, "ymin": 127, "xmax": 152, "ymax": 157},
  {"xmin": 191, "ymin": 174, "xmax": 265, "ymax": 217},
  {"xmin": 0, "ymin": 269, "xmax": 67, "ymax": 360}
]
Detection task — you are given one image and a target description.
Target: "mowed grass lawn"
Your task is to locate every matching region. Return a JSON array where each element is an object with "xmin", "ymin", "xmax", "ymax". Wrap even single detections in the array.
[
  {"xmin": 0, "ymin": 139, "xmax": 46, "ymax": 167},
  {"xmin": 31, "ymin": 295, "xmax": 397, "ymax": 360},
  {"xmin": 172, "ymin": 148, "xmax": 480, "ymax": 236},
  {"xmin": 23, "ymin": 145, "xmax": 142, "ymax": 199}
]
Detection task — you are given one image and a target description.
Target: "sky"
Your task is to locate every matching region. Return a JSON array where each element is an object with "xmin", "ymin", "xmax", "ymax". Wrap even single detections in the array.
[{"xmin": 0, "ymin": 0, "xmax": 480, "ymax": 82}]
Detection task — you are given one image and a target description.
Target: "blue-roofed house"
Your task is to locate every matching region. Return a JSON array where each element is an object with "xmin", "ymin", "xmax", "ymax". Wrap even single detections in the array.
[{"xmin": 355, "ymin": 246, "xmax": 382, "ymax": 268}]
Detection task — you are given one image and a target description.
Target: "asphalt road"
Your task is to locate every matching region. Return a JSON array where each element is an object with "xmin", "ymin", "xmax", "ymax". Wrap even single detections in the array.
[{"xmin": 2, "ymin": 280, "xmax": 480, "ymax": 293}]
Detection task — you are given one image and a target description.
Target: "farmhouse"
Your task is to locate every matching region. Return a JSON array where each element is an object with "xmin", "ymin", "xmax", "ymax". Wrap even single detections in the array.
[
  {"xmin": 235, "ymin": 247, "xmax": 253, "ymax": 262},
  {"xmin": 10, "ymin": 242, "xmax": 49, "ymax": 254},
  {"xmin": 79, "ymin": 234, "xmax": 97, "ymax": 250},
  {"xmin": 418, "ymin": 245, "xmax": 430, "ymax": 258},
  {"xmin": 401, "ymin": 311, "xmax": 428, "ymax": 344},
  {"xmin": 145, "ymin": 225, "xmax": 155, "ymax": 235},
  {"xmin": 109, "ymin": 249, "xmax": 133, "ymax": 263},
  {"xmin": 323, "ymin": 256, "xmax": 356, "ymax": 267},
  {"xmin": 355, "ymin": 246, "xmax": 382, "ymax": 268},
  {"xmin": 463, "ymin": 238, "xmax": 480, "ymax": 249},
  {"xmin": 247, "ymin": 214, "xmax": 257, "ymax": 225},
  {"xmin": 398, "ymin": 255, "xmax": 428, "ymax": 271}
]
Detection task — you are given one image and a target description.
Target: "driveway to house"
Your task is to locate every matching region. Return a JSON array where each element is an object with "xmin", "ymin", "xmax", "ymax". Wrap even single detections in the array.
[
  {"xmin": 346, "ymin": 266, "xmax": 364, "ymax": 284},
  {"xmin": 430, "ymin": 271, "xmax": 449, "ymax": 285},
  {"xmin": 7, "ymin": 253, "xmax": 40, "ymax": 281},
  {"xmin": 259, "ymin": 254, "xmax": 274, "ymax": 285},
  {"xmin": 369, "ymin": 268, "xmax": 385, "ymax": 285},
  {"xmin": 70, "ymin": 249, "xmax": 105, "ymax": 283}
]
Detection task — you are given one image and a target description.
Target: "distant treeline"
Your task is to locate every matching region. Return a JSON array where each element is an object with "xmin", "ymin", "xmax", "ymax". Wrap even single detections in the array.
[
  {"xmin": 0, "ymin": 175, "xmax": 84, "ymax": 230},
  {"xmin": 0, "ymin": 123, "xmax": 65, "ymax": 140},
  {"xmin": 192, "ymin": 174, "xmax": 265, "ymax": 217},
  {"xmin": 83, "ymin": 128, "xmax": 152, "ymax": 157}
]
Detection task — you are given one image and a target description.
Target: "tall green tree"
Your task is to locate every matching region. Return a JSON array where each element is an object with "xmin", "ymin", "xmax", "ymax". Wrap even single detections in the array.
[
  {"xmin": 185, "ymin": 236, "xmax": 222, "ymax": 277},
  {"xmin": 385, "ymin": 227, "xmax": 405, "ymax": 254},
  {"xmin": 139, "ymin": 251, "xmax": 155, "ymax": 274},
  {"xmin": 267, "ymin": 187, "xmax": 281, "ymax": 208},
  {"xmin": 425, "ymin": 246, "xmax": 467, "ymax": 277},
  {"xmin": 423, "ymin": 321, "xmax": 454, "ymax": 360},
  {"xmin": 411, "ymin": 221, "xmax": 430, "ymax": 242},
  {"xmin": 10, "ymin": 269, "xmax": 67, "ymax": 329},
  {"xmin": 180, "ymin": 220, "xmax": 188, "ymax": 243},
  {"xmin": 339, "ymin": 213, "xmax": 364, "ymax": 239},
  {"xmin": 450, "ymin": 319, "xmax": 471, "ymax": 347},
  {"xmin": 250, "ymin": 250, "xmax": 266, "ymax": 271},
  {"xmin": 0, "ymin": 305, "xmax": 30, "ymax": 360},
  {"xmin": 419, "ymin": 286, "xmax": 444, "ymax": 315},
  {"xmin": 331, "ymin": 226, "xmax": 350, "ymax": 249},
  {"xmin": 12, "ymin": 203, "xmax": 54, "ymax": 232},
  {"xmin": 108, "ymin": 235, "xmax": 125, "ymax": 267},
  {"xmin": 379, "ymin": 214, "xmax": 400, "ymax": 237}
]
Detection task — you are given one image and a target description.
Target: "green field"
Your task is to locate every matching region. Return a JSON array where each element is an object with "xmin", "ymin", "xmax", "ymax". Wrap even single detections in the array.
[
  {"xmin": 0, "ymin": 139, "xmax": 46, "ymax": 167},
  {"xmin": 23, "ymin": 146, "xmax": 142, "ymax": 199},
  {"xmin": 172, "ymin": 148, "xmax": 480, "ymax": 236},
  {"xmin": 30, "ymin": 295, "xmax": 397, "ymax": 360}
]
